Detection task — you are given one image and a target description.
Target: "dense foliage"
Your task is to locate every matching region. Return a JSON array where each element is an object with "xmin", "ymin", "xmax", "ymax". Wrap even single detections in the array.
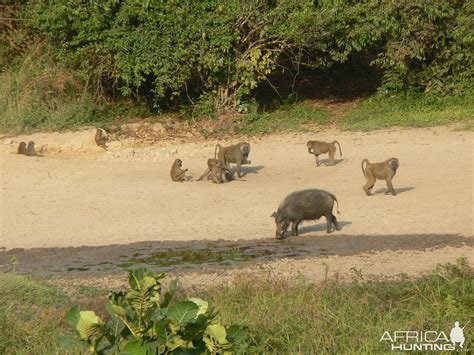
[
  {"xmin": 2, "ymin": 0, "xmax": 471, "ymax": 114},
  {"xmin": 62, "ymin": 268, "xmax": 250, "ymax": 354}
]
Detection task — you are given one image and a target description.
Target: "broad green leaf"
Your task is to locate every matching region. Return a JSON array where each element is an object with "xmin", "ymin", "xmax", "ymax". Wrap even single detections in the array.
[
  {"xmin": 206, "ymin": 324, "xmax": 228, "ymax": 344},
  {"xmin": 76, "ymin": 311, "xmax": 102, "ymax": 340},
  {"xmin": 166, "ymin": 335, "xmax": 191, "ymax": 351},
  {"xmin": 189, "ymin": 298, "xmax": 208, "ymax": 316},
  {"xmin": 167, "ymin": 301, "xmax": 199, "ymax": 327},
  {"xmin": 64, "ymin": 305, "xmax": 80, "ymax": 329},
  {"xmin": 123, "ymin": 339, "xmax": 149, "ymax": 355},
  {"xmin": 154, "ymin": 319, "xmax": 168, "ymax": 344}
]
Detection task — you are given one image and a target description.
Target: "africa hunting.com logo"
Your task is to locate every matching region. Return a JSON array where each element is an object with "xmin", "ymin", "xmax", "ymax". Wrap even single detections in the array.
[{"xmin": 380, "ymin": 321, "xmax": 470, "ymax": 351}]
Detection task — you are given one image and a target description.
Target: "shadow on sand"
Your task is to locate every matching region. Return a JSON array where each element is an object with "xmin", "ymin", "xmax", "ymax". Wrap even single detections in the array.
[
  {"xmin": 1, "ymin": 233, "xmax": 470, "ymax": 277},
  {"xmin": 373, "ymin": 186, "xmax": 415, "ymax": 195}
]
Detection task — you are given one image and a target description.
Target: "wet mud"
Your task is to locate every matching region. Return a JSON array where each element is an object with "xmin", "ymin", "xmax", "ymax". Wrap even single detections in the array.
[{"xmin": 0, "ymin": 234, "xmax": 471, "ymax": 277}]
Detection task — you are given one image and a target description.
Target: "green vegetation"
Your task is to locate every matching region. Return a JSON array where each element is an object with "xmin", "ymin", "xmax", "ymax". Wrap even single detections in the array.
[
  {"xmin": 343, "ymin": 93, "xmax": 474, "ymax": 130},
  {"xmin": 0, "ymin": 272, "xmax": 69, "ymax": 354},
  {"xmin": 238, "ymin": 102, "xmax": 329, "ymax": 135},
  {"xmin": 1, "ymin": 260, "xmax": 472, "ymax": 353},
  {"xmin": 1, "ymin": 0, "xmax": 472, "ymax": 133},
  {"xmin": 201, "ymin": 259, "xmax": 473, "ymax": 353},
  {"xmin": 63, "ymin": 268, "xmax": 250, "ymax": 354}
]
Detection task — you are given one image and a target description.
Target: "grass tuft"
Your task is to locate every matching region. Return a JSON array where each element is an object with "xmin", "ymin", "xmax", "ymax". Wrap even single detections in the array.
[
  {"xmin": 342, "ymin": 93, "xmax": 474, "ymax": 131},
  {"xmin": 237, "ymin": 101, "xmax": 329, "ymax": 135}
]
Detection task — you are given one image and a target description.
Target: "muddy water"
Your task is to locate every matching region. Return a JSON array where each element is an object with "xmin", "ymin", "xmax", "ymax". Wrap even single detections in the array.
[{"xmin": 0, "ymin": 234, "xmax": 471, "ymax": 277}]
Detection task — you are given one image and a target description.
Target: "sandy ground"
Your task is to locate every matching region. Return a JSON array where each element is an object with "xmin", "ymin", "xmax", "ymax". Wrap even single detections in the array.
[{"xmin": 0, "ymin": 126, "xmax": 473, "ymax": 282}]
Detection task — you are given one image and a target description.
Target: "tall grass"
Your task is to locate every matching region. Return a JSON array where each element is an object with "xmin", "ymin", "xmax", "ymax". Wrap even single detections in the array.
[
  {"xmin": 0, "ymin": 259, "xmax": 472, "ymax": 353},
  {"xmin": 0, "ymin": 50, "xmax": 114, "ymax": 134},
  {"xmin": 198, "ymin": 258, "xmax": 473, "ymax": 353},
  {"xmin": 343, "ymin": 93, "xmax": 474, "ymax": 131}
]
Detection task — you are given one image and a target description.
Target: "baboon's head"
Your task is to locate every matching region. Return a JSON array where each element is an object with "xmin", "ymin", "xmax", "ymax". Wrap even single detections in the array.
[
  {"xmin": 240, "ymin": 143, "xmax": 250, "ymax": 156},
  {"xmin": 390, "ymin": 158, "xmax": 399, "ymax": 172},
  {"xmin": 27, "ymin": 141, "xmax": 35, "ymax": 149},
  {"xmin": 306, "ymin": 141, "xmax": 313, "ymax": 153},
  {"xmin": 175, "ymin": 159, "xmax": 182, "ymax": 167}
]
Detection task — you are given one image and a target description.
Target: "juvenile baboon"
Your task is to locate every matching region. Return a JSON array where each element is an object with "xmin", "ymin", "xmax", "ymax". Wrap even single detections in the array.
[
  {"xmin": 170, "ymin": 159, "xmax": 188, "ymax": 182},
  {"xmin": 197, "ymin": 158, "xmax": 220, "ymax": 181},
  {"xmin": 214, "ymin": 142, "xmax": 251, "ymax": 178},
  {"xmin": 26, "ymin": 141, "xmax": 38, "ymax": 156},
  {"xmin": 210, "ymin": 163, "xmax": 232, "ymax": 184},
  {"xmin": 94, "ymin": 128, "xmax": 108, "ymax": 149},
  {"xmin": 17, "ymin": 142, "xmax": 27, "ymax": 155},
  {"xmin": 361, "ymin": 158, "xmax": 399, "ymax": 196},
  {"xmin": 307, "ymin": 140, "xmax": 342, "ymax": 166}
]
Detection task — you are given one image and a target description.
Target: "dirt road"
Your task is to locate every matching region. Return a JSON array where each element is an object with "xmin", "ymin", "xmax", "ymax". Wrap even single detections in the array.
[{"xmin": 0, "ymin": 126, "xmax": 472, "ymax": 281}]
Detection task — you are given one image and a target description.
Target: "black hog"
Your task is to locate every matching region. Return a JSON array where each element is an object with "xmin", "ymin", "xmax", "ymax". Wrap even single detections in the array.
[{"xmin": 271, "ymin": 189, "xmax": 341, "ymax": 239}]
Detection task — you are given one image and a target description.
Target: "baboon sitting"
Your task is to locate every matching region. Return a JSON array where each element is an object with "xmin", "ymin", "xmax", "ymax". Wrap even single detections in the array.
[
  {"xmin": 361, "ymin": 158, "xmax": 399, "ymax": 196},
  {"xmin": 199, "ymin": 159, "xmax": 233, "ymax": 183},
  {"xmin": 307, "ymin": 140, "xmax": 342, "ymax": 166},
  {"xmin": 215, "ymin": 142, "xmax": 251, "ymax": 178},
  {"xmin": 210, "ymin": 163, "xmax": 232, "ymax": 184},
  {"xmin": 170, "ymin": 159, "xmax": 188, "ymax": 182},
  {"xmin": 26, "ymin": 141, "xmax": 38, "ymax": 156},
  {"xmin": 95, "ymin": 128, "xmax": 108, "ymax": 149},
  {"xmin": 197, "ymin": 158, "xmax": 220, "ymax": 181},
  {"xmin": 17, "ymin": 142, "xmax": 27, "ymax": 155}
]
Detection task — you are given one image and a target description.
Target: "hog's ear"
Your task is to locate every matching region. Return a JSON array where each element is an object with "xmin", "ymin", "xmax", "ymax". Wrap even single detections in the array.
[{"xmin": 270, "ymin": 212, "xmax": 276, "ymax": 218}]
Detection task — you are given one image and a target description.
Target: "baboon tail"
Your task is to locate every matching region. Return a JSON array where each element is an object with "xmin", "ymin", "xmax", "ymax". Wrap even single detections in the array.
[
  {"xmin": 361, "ymin": 159, "xmax": 369, "ymax": 176},
  {"xmin": 333, "ymin": 140, "xmax": 342, "ymax": 157}
]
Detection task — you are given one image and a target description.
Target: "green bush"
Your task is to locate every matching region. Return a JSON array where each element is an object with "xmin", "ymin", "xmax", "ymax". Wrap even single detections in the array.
[{"xmin": 62, "ymin": 268, "xmax": 250, "ymax": 354}]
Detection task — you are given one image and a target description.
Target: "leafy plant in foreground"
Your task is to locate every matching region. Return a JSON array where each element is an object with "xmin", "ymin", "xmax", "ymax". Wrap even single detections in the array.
[{"xmin": 62, "ymin": 268, "xmax": 250, "ymax": 354}]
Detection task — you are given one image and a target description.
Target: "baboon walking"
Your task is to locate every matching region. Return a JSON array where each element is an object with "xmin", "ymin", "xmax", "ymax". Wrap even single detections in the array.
[
  {"xmin": 170, "ymin": 159, "xmax": 188, "ymax": 182},
  {"xmin": 307, "ymin": 140, "xmax": 342, "ymax": 166},
  {"xmin": 361, "ymin": 158, "xmax": 399, "ymax": 196},
  {"xmin": 214, "ymin": 142, "xmax": 251, "ymax": 178}
]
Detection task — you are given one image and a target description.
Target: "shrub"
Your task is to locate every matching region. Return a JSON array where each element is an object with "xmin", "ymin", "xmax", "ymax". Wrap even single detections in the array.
[{"xmin": 62, "ymin": 268, "xmax": 250, "ymax": 354}]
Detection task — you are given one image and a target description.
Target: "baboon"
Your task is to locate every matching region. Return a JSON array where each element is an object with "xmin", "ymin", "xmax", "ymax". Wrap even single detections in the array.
[
  {"xmin": 197, "ymin": 158, "xmax": 220, "ymax": 181},
  {"xmin": 198, "ymin": 159, "xmax": 233, "ymax": 183},
  {"xmin": 210, "ymin": 163, "xmax": 232, "ymax": 184},
  {"xmin": 170, "ymin": 159, "xmax": 188, "ymax": 182},
  {"xmin": 214, "ymin": 142, "xmax": 251, "ymax": 178},
  {"xmin": 361, "ymin": 158, "xmax": 399, "ymax": 196},
  {"xmin": 25, "ymin": 141, "xmax": 38, "ymax": 156},
  {"xmin": 94, "ymin": 128, "xmax": 108, "ymax": 149},
  {"xmin": 17, "ymin": 142, "xmax": 27, "ymax": 155},
  {"xmin": 307, "ymin": 140, "xmax": 342, "ymax": 166}
]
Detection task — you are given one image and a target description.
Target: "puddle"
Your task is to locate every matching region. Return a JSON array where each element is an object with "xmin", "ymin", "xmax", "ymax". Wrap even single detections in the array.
[{"xmin": 0, "ymin": 234, "xmax": 471, "ymax": 277}]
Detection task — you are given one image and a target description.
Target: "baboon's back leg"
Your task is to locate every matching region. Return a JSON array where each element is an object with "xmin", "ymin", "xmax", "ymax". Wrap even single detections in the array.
[
  {"xmin": 385, "ymin": 178, "xmax": 396, "ymax": 195},
  {"xmin": 362, "ymin": 175, "xmax": 376, "ymax": 195}
]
